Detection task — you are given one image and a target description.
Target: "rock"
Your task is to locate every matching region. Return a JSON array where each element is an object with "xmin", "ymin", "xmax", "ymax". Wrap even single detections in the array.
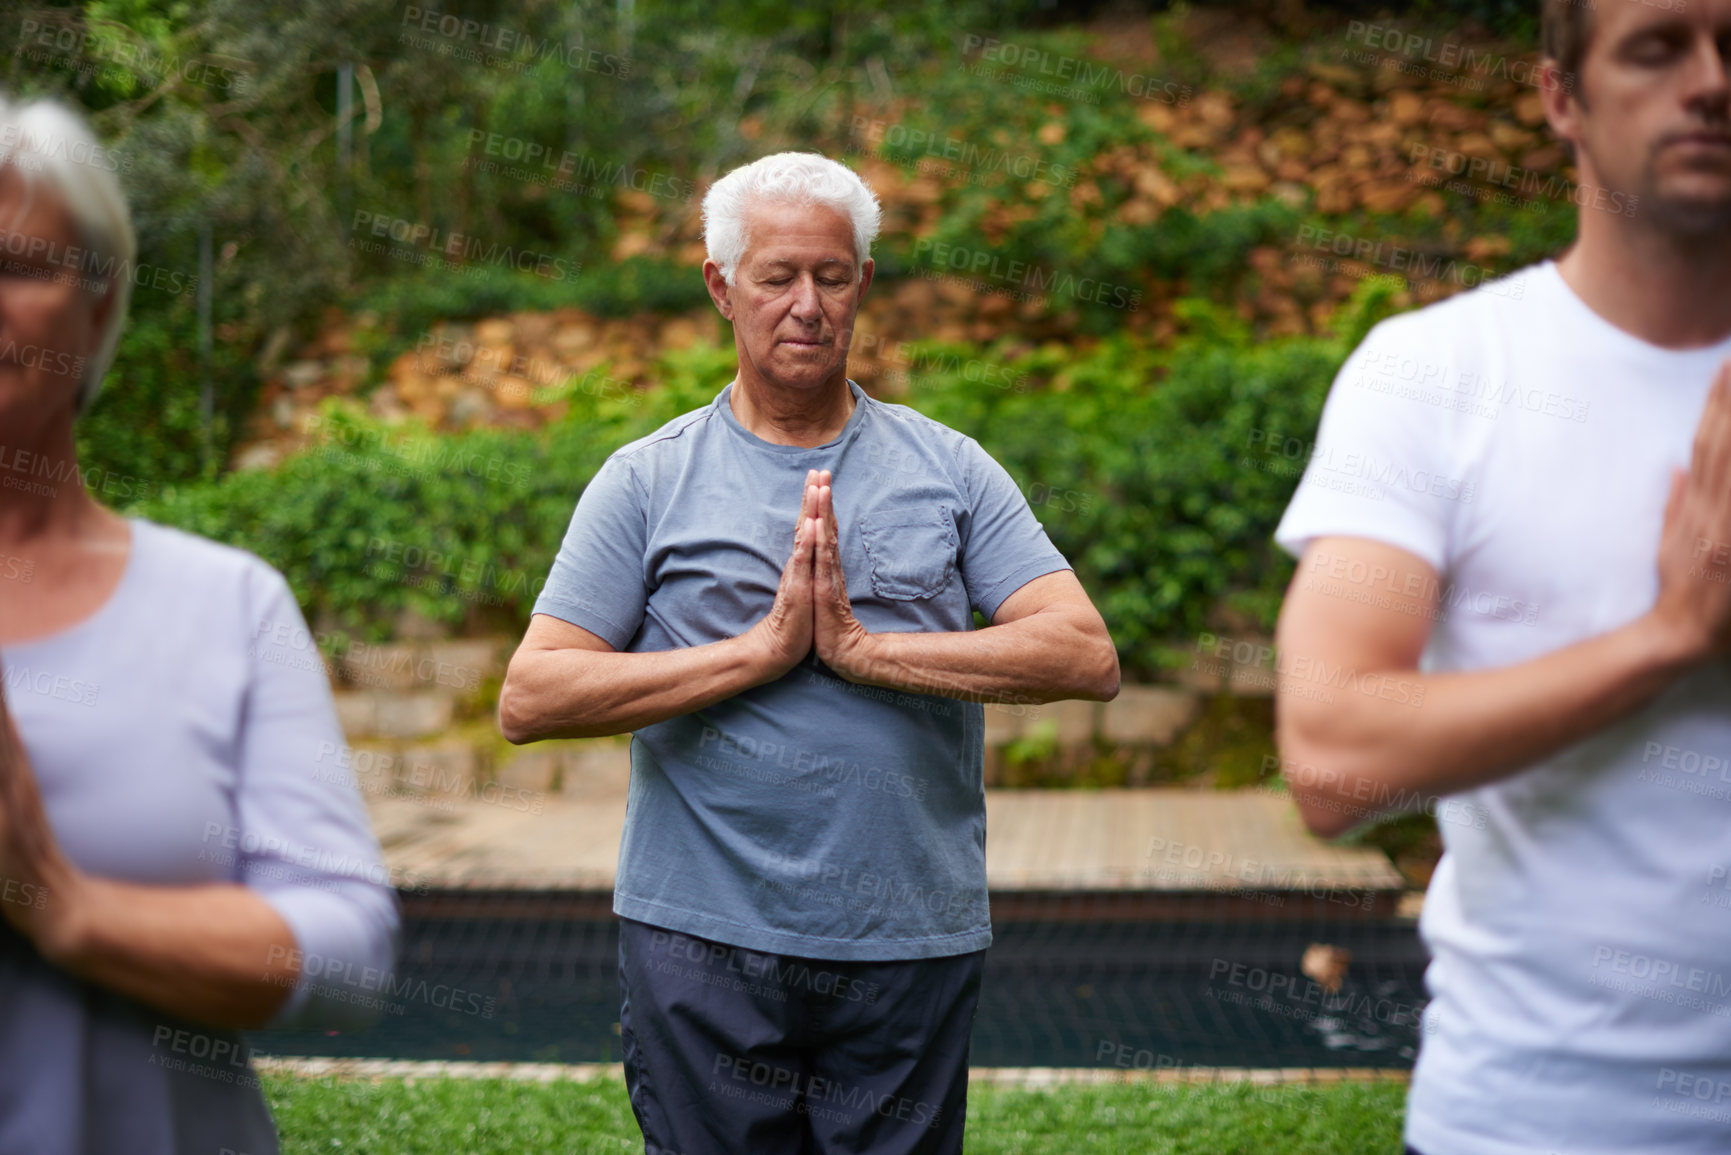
[
  {"xmin": 1388, "ymin": 90, "xmax": 1425, "ymax": 127},
  {"xmin": 233, "ymin": 443, "xmax": 282, "ymax": 471},
  {"xmin": 1453, "ymin": 132, "xmax": 1502, "ymax": 161},
  {"xmin": 1513, "ymin": 90, "xmax": 1547, "ymax": 126},
  {"xmin": 1221, "ymin": 163, "xmax": 1271, "ymax": 194},
  {"xmin": 397, "ymin": 743, "xmax": 478, "ymax": 796},
  {"xmin": 1359, "ymin": 178, "xmax": 1419, "ymax": 214},
  {"xmin": 449, "ymin": 387, "xmax": 495, "ymax": 426},
  {"xmin": 475, "ymin": 318, "xmax": 515, "ymax": 345},
  {"xmin": 1101, "ymin": 686, "xmax": 1200, "ymax": 746},
  {"xmin": 1488, "ymin": 120, "xmax": 1537, "ymax": 151},
  {"xmin": 374, "ymin": 693, "xmax": 455, "ymax": 739},
  {"xmin": 282, "ymin": 361, "xmax": 325, "ymax": 390},
  {"xmin": 1302, "ymin": 943, "xmax": 1352, "ymax": 993}
]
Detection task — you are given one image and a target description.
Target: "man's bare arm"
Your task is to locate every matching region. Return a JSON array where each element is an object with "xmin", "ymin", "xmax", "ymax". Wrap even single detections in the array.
[
  {"xmin": 1277, "ymin": 363, "xmax": 1731, "ymax": 837},
  {"xmin": 1276, "ymin": 537, "xmax": 1699, "ymax": 837},
  {"xmin": 498, "ymin": 472, "xmax": 822, "ymax": 742},
  {"xmin": 811, "ymin": 482, "xmax": 1119, "ymax": 704}
]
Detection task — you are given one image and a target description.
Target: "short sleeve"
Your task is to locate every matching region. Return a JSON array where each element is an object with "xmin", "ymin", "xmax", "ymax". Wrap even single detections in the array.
[
  {"xmin": 239, "ymin": 567, "xmax": 402, "ymax": 1031},
  {"xmin": 1273, "ymin": 316, "xmax": 1467, "ymax": 572},
  {"xmin": 952, "ymin": 436, "xmax": 1073, "ymax": 621},
  {"xmin": 530, "ymin": 453, "xmax": 650, "ymax": 649}
]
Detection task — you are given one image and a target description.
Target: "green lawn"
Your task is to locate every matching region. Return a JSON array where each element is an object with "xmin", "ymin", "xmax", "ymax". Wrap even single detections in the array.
[{"xmin": 264, "ymin": 1074, "xmax": 1408, "ymax": 1154}]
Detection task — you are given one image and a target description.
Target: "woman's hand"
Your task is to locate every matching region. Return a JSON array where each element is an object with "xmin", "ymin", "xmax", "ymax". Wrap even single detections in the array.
[{"xmin": 0, "ymin": 655, "xmax": 89, "ymax": 962}]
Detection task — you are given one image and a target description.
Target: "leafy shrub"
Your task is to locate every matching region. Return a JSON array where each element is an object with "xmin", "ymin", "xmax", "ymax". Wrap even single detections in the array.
[{"xmin": 134, "ymin": 285, "xmax": 1406, "ymax": 678}]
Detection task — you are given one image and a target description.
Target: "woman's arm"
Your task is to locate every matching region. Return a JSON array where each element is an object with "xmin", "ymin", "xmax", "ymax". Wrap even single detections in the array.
[
  {"xmin": 0, "ymin": 564, "xmax": 399, "ymax": 1032},
  {"xmin": 0, "ymin": 701, "xmax": 301, "ymax": 1029}
]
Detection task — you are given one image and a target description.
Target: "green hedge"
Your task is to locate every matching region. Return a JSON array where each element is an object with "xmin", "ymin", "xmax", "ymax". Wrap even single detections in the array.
[{"xmin": 136, "ymin": 283, "xmax": 1398, "ymax": 678}]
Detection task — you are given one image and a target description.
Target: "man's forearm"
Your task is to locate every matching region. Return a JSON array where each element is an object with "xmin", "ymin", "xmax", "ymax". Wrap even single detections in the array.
[
  {"xmin": 1280, "ymin": 611, "xmax": 1702, "ymax": 833},
  {"xmin": 501, "ymin": 635, "xmax": 775, "ymax": 741},
  {"xmin": 841, "ymin": 608, "xmax": 1119, "ymax": 705}
]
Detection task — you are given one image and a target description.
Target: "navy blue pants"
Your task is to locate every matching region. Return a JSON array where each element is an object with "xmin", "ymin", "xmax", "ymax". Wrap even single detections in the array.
[{"xmin": 617, "ymin": 918, "xmax": 985, "ymax": 1155}]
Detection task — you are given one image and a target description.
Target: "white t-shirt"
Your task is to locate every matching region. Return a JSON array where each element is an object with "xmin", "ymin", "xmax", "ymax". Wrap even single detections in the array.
[{"xmin": 1276, "ymin": 260, "xmax": 1731, "ymax": 1155}]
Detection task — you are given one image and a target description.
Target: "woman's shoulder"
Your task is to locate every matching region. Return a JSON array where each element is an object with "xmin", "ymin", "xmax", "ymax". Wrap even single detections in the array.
[{"xmin": 128, "ymin": 517, "xmax": 295, "ymax": 605}]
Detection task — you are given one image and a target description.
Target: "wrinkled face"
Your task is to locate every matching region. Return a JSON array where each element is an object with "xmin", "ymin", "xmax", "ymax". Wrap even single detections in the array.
[
  {"xmin": 705, "ymin": 198, "xmax": 872, "ymax": 395},
  {"xmin": 1552, "ymin": 0, "xmax": 1731, "ymax": 234},
  {"xmin": 0, "ymin": 163, "xmax": 109, "ymax": 438}
]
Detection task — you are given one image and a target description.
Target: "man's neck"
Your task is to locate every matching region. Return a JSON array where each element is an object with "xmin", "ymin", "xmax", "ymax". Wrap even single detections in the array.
[
  {"xmin": 1558, "ymin": 208, "xmax": 1731, "ymax": 350},
  {"xmin": 729, "ymin": 371, "xmax": 856, "ymax": 449}
]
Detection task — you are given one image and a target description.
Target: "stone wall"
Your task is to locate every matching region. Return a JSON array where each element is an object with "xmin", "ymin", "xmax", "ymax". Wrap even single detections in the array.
[{"xmin": 327, "ymin": 636, "xmax": 1276, "ymax": 802}]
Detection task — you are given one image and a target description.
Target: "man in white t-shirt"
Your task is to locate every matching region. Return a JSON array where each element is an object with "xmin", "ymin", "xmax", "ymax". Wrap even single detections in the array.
[{"xmin": 1271, "ymin": 2, "xmax": 1731, "ymax": 1152}]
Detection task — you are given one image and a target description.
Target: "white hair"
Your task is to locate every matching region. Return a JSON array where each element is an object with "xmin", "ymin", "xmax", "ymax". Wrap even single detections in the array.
[
  {"xmin": 702, "ymin": 152, "xmax": 881, "ymax": 285},
  {"xmin": 0, "ymin": 95, "xmax": 136, "ymax": 417}
]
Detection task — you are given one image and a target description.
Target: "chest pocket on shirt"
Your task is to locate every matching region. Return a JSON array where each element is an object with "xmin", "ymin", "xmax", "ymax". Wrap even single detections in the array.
[{"xmin": 858, "ymin": 506, "xmax": 958, "ymax": 600}]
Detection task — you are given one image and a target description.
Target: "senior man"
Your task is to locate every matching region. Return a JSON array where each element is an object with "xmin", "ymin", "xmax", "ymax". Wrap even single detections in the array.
[{"xmin": 499, "ymin": 151, "xmax": 1118, "ymax": 1154}]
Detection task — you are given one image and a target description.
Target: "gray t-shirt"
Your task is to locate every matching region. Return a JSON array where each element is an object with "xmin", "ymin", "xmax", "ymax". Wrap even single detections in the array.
[{"xmin": 533, "ymin": 380, "xmax": 1070, "ymax": 960}]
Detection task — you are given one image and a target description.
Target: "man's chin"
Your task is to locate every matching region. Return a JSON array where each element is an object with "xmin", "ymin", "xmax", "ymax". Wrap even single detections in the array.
[
  {"xmin": 1643, "ymin": 181, "xmax": 1731, "ymax": 236},
  {"xmin": 762, "ymin": 357, "xmax": 844, "ymax": 390}
]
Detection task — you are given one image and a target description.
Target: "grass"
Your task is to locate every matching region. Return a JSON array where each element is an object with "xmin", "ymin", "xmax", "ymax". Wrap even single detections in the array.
[{"xmin": 264, "ymin": 1073, "xmax": 1408, "ymax": 1154}]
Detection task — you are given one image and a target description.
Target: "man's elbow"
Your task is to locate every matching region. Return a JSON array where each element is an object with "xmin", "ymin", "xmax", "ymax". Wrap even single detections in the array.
[
  {"xmin": 1088, "ymin": 640, "xmax": 1121, "ymax": 701},
  {"xmin": 1291, "ymin": 792, "xmax": 1355, "ymax": 841},
  {"xmin": 496, "ymin": 674, "xmax": 538, "ymax": 745}
]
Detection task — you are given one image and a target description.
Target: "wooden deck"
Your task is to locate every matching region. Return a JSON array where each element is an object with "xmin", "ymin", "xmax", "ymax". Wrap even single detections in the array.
[{"xmin": 368, "ymin": 783, "xmax": 1404, "ymax": 896}]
